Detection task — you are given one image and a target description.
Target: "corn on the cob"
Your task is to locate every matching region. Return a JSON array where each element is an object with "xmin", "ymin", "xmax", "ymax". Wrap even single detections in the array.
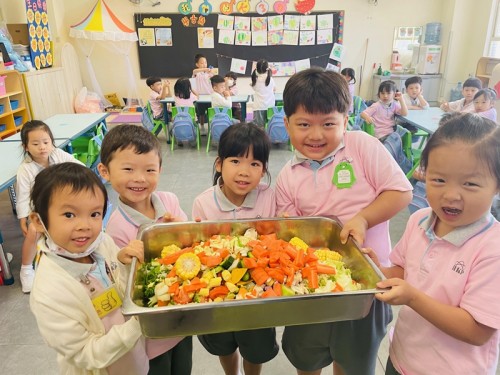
[
  {"xmin": 161, "ymin": 244, "xmax": 182, "ymax": 258},
  {"xmin": 315, "ymin": 249, "xmax": 343, "ymax": 262},
  {"xmin": 289, "ymin": 237, "xmax": 309, "ymax": 251},
  {"xmin": 174, "ymin": 253, "xmax": 201, "ymax": 280}
]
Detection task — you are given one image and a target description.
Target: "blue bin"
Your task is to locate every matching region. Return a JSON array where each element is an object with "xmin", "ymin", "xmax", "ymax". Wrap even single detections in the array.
[
  {"xmin": 10, "ymin": 100, "xmax": 19, "ymax": 110},
  {"xmin": 0, "ymin": 104, "xmax": 4, "ymax": 114},
  {"xmin": 0, "ymin": 124, "xmax": 6, "ymax": 132},
  {"xmin": 14, "ymin": 116, "xmax": 23, "ymax": 126}
]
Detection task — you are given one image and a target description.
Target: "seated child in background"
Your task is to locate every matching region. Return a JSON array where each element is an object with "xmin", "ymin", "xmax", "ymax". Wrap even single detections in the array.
[
  {"xmin": 361, "ymin": 80, "xmax": 408, "ymax": 140},
  {"xmin": 98, "ymin": 125, "xmax": 192, "ymax": 375},
  {"xmin": 225, "ymin": 71, "xmax": 242, "ymax": 121},
  {"xmin": 174, "ymin": 77, "xmax": 198, "ymax": 108},
  {"xmin": 440, "ymin": 77, "xmax": 482, "ymax": 113},
  {"xmin": 210, "ymin": 75, "xmax": 232, "ymax": 109},
  {"xmin": 29, "ymin": 162, "xmax": 149, "ymax": 375},
  {"xmin": 146, "ymin": 76, "xmax": 171, "ymax": 120},
  {"xmin": 473, "ymin": 88, "xmax": 497, "ymax": 122},
  {"xmin": 403, "ymin": 76, "xmax": 429, "ymax": 110},
  {"xmin": 341, "ymin": 67, "xmax": 356, "ymax": 113},
  {"xmin": 193, "ymin": 53, "xmax": 215, "ymax": 131}
]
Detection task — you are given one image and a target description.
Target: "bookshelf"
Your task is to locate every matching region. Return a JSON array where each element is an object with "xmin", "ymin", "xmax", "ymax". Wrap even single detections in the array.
[{"xmin": 0, "ymin": 69, "xmax": 31, "ymax": 139}]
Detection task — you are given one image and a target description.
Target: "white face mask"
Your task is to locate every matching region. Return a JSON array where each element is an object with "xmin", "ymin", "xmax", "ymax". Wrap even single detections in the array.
[{"xmin": 37, "ymin": 214, "xmax": 104, "ymax": 259}]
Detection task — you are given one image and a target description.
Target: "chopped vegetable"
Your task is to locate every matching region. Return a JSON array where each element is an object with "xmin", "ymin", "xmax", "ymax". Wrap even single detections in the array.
[{"xmin": 175, "ymin": 253, "xmax": 201, "ymax": 280}]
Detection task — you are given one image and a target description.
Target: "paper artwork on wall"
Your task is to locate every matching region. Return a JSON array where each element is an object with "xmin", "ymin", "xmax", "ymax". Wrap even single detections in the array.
[
  {"xmin": 230, "ymin": 58, "xmax": 247, "ymax": 74},
  {"xmin": 295, "ymin": 58, "xmax": 310, "ymax": 72},
  {"xmin": 300, "ymin": 15, "xmax": 316, "ymax": 30},
  {"xmin": 235, "ymin": 30, "xmax": 252, "ymax": 45},
  {"xmin": 252, "ymin": 17, "xmax": 268, "ymax": 31},
  {"xmin": 329, "ymin": 42, "xmax": 344, "ymax": 62},
  {"xmin": 317, "ymin": 14, "xmax": 333, "ymax": 29},
  {"xmin": 267, "ymin": 15, "xmax": 284, "ymax": 31},
  {"xmin": 234, "ymin": 16, "xmax": 251, "ymax": 30},
  {"xmin": 282, "ymin": 30, "xmax": 299, "ymax": 45},
  {"xmin": 217, "ymin": 15, "xmax": 234, "ymax": 30},
  {"xmin": 270, "ymin": 61, "xmax": 296, "ymax": 76},
  {"xmin": 317, "ymin": 29, "xmax": 332, "ymax": 45},
  {"xmin": 299, "ymin": 30, "xmax": 315, "ymax": 45},
  {"xmin": 252, "ymin": 30, "xmax": 268, "ymax": 45},
  {"xmin": 326, "ymin": 63, "xmax": 340, "ymax": 72},
  {"xmin": 155, "ymin": 28, "xmax": 172, "ymax": 46},
  {"xmin": 198, "ymin": 27, "xmax": 214, "ymax": 48},
  {"xmin": 219, "ymin": 29, "xmax": 235, "ymax": 44},
  {"xmin": 138, "ymin": 28, "xmax": 155, "ymax": 46},
  {"xmin": 284, "ymin": 14, "xmax": 300, "ymax": 31},
  {"xmin": 268, "ymin": 30, "xmax": 283, "ymax": 45}
]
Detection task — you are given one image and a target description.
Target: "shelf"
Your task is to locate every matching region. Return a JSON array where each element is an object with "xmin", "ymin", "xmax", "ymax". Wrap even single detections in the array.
[
  {"xmin": 0, "ymin": 70, "xmax": 31, "ymax": 139},
  {"xmin": 476, "ymin": 57, "xmax": 500, "ymax": 88}
]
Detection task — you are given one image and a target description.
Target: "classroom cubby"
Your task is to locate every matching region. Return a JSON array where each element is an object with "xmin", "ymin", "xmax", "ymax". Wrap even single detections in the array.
[{"xmin": 0, "ymin": 69, "xmax": 31, "ymax": 139}]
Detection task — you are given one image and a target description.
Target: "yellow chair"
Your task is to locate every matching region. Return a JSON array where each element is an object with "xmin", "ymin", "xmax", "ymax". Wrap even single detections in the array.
[
  {"xmin": 170, "ymin": 106, "xmax": 200, "ymax": 151},
  {"xmin": 206, "ymin": 107, "xmax": 233, "ymax": 152}
]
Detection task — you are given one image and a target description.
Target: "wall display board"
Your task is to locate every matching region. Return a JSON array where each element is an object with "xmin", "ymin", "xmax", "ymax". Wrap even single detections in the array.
[{"xmin": 134, "ymin": 11, "xmax": 343, "ymax": 78}]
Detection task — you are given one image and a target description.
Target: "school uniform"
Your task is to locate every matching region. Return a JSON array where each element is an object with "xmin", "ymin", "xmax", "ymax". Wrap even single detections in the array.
[
  {"xmin": 210, "ymin": 92, "xmax": 232, "ymax": 109},
  {"xmin": 403, "ymin": 93, "xmax": 429, "ymax": 109},
  {"xmin": 276, "ymin": 131, "xmax": 412, "ymax": 374},
  {"xmin": 441, "ymin": 98, "xmax": 475, "ymax": 113},
  {"xmin": 193, "ymin": 71, "xmax": 213, "ymax": 121},
  {"xmin": 389, "ymin": 209, "xmax": 500, "ymax": 375},
  {"xmin": 477, "ymin": 107, "xmax": 497, "ymax": 122},
  {"xmin": 251, "ymin": 73, "xmax": 275, "ymax": 127},
  {"xmin": 362, "ymin": 100, "xmax": 402, "ymax": 139},
  {"xmin": 174, "ymin": 95, "xmax": 197, "ymax": 108},
  {"xmin": 149, "ymin": 89, "xmax": 164, "ymax": 119}
]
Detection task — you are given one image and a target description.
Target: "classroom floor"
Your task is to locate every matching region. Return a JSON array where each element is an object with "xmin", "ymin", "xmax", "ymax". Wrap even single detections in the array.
[{"xmin": 0, "ymin": 132, "xmax": 497, "ymax": 375}]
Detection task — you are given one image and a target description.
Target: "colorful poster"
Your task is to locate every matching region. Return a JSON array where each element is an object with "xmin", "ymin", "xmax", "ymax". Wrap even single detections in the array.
[
  {"xmin": 252, "ymin": 17, "xmax": 268, "ymax": 32},
  {"xmin": 295, "ymin": 58, "xmax": 310, "ymax": 72},
  {"xmin": 299, "ymin": 30, "xmax": 315, "ymax": 45},
  {"xmin": 155, "ymin": 28, "xmax": 172, "ymax": 46},
  {"xmin": 252, "ymin": 30, "xmax": 267, "ymax": 46},
  {"xmin": 317, "ymin": 29, "xmax": 333, "ymax": 44},
  {"xmin": 234, "ymin": 16, "xmax": 251, "ymax": 30},
  {"xmin": 283, "ymin": 30, "xmax": 299, "ymax": 45},
  {"xmin": 326, "ymin": 63, "xmax": 340, "ymax": 72},
  {"xmin": 198, "ymin": 27, "xmax": 214, "ymax": 48},
  {"xmin": 217, "ymin": 15, "xmax": 234, "ymax": 30},
  {"xmin": 267, "ymin": 15, "xmax": 284, "ymax": 31},
  {"xmin": 329, "ymin": 43, "xmax": 344, "ymax": 62},
  {"xmin": 25, "ymin": 0, "xmax": 52, "ymax": 69},
  {"xmin": 270, "ymin": 61, "xmax": 295, "ymax": 76},
  {"xmin": 317, "ymin": 14, "xmax": 333, "ymax": 30},
  {"xmin": 219, "ymin": 29, "xmax": 235, "ymax": 45},
  {"xmin": 235, "ymin": 30, "xmax": 251, "ymax": 46},
  {"xmin": 284, "ymin": 15, "xmax": 300, "ymax": 30},
  {"xmin": 300, "ymin": 15, "xmax": 316, "ymax": 30},
  {"xmin": 268, "ymin": 30, "xmax": 283, "ymax": 45},
  {"xmin": 230, "ymin": 58, "xmax": 247, "ymax": 74},
  {"xmin": 138, "ymin": 28, "xmax": 155, "ymax": 46}
]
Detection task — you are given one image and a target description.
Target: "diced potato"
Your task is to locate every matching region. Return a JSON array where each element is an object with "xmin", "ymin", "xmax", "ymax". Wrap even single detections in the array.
[
  {"xmin": 221, "ymin": 270, "xmax": 231, "ymax": 281},
  {"xmin": 208, "ymin": 277, "xmax": 222, "ymax": 289}
]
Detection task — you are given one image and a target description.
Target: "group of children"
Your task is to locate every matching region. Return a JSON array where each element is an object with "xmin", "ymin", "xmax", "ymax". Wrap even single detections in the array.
[{"xmin": 15, "ymin": 66, "xmax": 500, "ymax": 375}]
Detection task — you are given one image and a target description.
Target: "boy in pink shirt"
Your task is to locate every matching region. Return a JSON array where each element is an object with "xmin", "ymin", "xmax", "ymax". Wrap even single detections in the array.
[
  {"xmin": 97, "ymin": 125, "xmax": 191, "ymax": 375},
  {"xmin": 365, "ymin": 113, "xmax": 500, "ymax": 375},
  {"xmin": 276, "ymin": 68, "xmax": 412, "ymax": 375},
  {"xmin": 146, "ymin": 76, "xmax": 170, "ymax": 120}
]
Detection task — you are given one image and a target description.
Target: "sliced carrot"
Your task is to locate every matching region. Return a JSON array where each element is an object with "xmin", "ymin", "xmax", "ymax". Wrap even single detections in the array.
[
  {"xmin": 317, "ymin": 264, "xmax": 336, "ymax": 275},
  {"xmin": 157, "ymin": 299, "xmax": 168, "ymax": 307},
  {"xmin": 266, "ymin": 268, "xmax": 285, "ymax": 284},
  {"xmin": 333, "ymin": 283, "xmax": 344, "ymax": 292},
  {"xmin": 168, "ymin": 282, "xmax": 179, "ymax": 294},
  {"xmin": 199, "ymin": 255, "xmax": 222, "ymax": 267},
  {"xmin": 173, "ymin": 288, "xmax": 191, "ymax": 304},
  {"xmin": 307, "ymin": 269, "xmax": 319, "ymax": 289},
  {"xmin": 256, "ymin": 256, "xmax": 270, "ymax": 268},
  {"xmin": 262, "ymin": 288, "xmax": 278, "ymax": 298},
  {"xmin": 158, "ymin": 247, "xmax": 193, "ymax": 265},
  {"xmin": 183, "ymin": 280, "xmax": 207, "ymax": 293},
  {"xmin": 273, "ymin": 282, "xmax": 282, "ymax": 296},
  {"xmin": 217, "ymin": 248, "xmax": 230, "ymax": 259},
  {"xmin": 242, "ymin": 257, "xmax": 258, "ymax": 269},
  {"xmin": 209, "ymin": 285, "xmax": 230, "ymax": 300},
  {"xmin": 293, "ymin": 249, "xmax": 305, "ymax": 268},
  {"xmin": 284, "ymin": 245, "xmax": 298, "ymax": 260},
  {"xmin": 250, "ymin": 267, "xmax": 270, "ymax": 285},
  {"xmin": 167, "ymin": 267, "xmax": 177, "ymax": 278},
  {"xmin": 259, "ymin": 233, "xmax": 277, "ymax": 242},
  {"xmin": 252, "ymin": 245, "xmax": 270, "ymax": 259}
]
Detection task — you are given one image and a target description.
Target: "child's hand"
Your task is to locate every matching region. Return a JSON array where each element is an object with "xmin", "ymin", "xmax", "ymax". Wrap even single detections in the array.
[
  {"xmin": 118, "ymin": 239, "xmax": 144, "ymax": 264},
  {"xmin": 223, "ymin": 90, "xmax": 231, "ymax": 97},
  {"xmin": 394, "ymin": 91, "xmax": 403, "ymax": 101},
  {"xmin": 441, "ymin": 102, "xmax": 450, "ymax": 112},
  {"xmin": 339, "ymin": 215, "xmax": 368, "ymax": 245},
  {"xmin": 361, "ymin": 247, "xmax": 381, "ymax": 268},
  {"xmin": 374, "ymin": 278, "xmax": 418, "ymax": 306},
  {"xmin": 160, "ymin": 213, "xmax": 183, "ymax": 223}
]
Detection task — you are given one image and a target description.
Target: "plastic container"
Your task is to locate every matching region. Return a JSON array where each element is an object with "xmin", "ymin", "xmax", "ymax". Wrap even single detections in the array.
[
  {"xmin": 0, "ymin": 104, "xmax": 4, "ymax": 114},
  {"xmin": 0, "ymin": 124, "xmax": 6, "ymax": 132},
  {"xmin": 450, "ymin": 82, "xmax": 463, "ymax": 101},
  {"xmin": 424, "ymin": 22, "xmax": 441, "ymax": 45},
  {"xmin": 14, "ymin": 116, "xmax": 23, "ymax": 126},
  {"xmin": 10, "ymin": 99, "xmax": 19, "ymax": 110},
  {"xmin": 0, "ymin": 75, "xmax": 6, "ymax": 96}
]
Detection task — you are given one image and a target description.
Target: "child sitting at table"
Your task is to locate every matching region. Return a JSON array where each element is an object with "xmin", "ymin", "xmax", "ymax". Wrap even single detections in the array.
[
  {"xmin": 225, "ymin": 71, "xmax": 241, "ymax": 121},
  {"xmin": 440, "ymin": 77, "xmax": 482, "ymax": 113},
  {"xmin": 403, "ymin": 76, "xmax": 429, "ymax": 110},
  {"xmin": 473, "ymin": 88, "xmax": 497, "ymax": 122},
  {"xmin": 361, "ymin": 80, "xmax": 408, "ymax": 140},
  {"xmin": 174, "ymin": 77, "xmax": 198, "ymax": 108},
  {"xmin": 210, "ymin": 75, "xmax": 232, "ymax": 109},
  {"xmin": 146, "ymin": 76, "xmax": 171, "ymax": 120}
]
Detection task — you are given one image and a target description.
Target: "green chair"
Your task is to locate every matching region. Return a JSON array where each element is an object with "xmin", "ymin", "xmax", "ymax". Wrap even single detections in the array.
[
  {"xmin": 361, "ymin": 121, "xmax": 375, "ymax": 137},
  {"xmin": 401, "ymin": 129, "xmax": 425, "ymax": 180},
  {"xmin": 206, "ymin": 107, "xmax": 232, "ymax": 152},
  {"xmin": 71, "ymin": 122, "xmax": 107, "ymax": 168},
  {"xmin": 170, "ymin": 106, "xmax": 199, "ymax": 151},
  {"xmin": 145, "ymin": 102, "xmax": 169, "ymax": 142},
  {"xmin": 348, "ymin": 96, "xmax": 367, "ymax": 130}
]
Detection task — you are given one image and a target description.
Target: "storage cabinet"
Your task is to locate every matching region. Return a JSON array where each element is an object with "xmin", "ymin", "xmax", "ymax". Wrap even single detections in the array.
[
  {"xmin": 0, "ymin": 69, "xmax": 31, "ymax": 139},
  {"xmin": 476, "ymin": 57, "xmax": 500, "ymax": 88},
  {"xmin": 372, "ymin": 74, "xmax": 442, "ymax": 106}
]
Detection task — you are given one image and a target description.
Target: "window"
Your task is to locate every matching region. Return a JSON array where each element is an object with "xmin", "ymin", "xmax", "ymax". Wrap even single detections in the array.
[{"xmin": 487, "ymin": 1, "xmax": 500, "ymax": 57}]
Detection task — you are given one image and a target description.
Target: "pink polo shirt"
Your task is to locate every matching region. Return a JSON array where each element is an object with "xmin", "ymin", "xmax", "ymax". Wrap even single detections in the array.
[
  {"xmin": 477, "ymin": 107, "xmax": 497, "ymax": 122},
  {"xmin": 389, "ymin": 208, "xmax": 500, "ymax": 375},
  {"xmin": 174, "ymin": 94, "xmax": 197, "ymax": 108},
  {"xmin": 275, "ymin": 131, "xmax": 412, "ymax": 265},
  {"xmin": 149, "ymin": 89, "xmax": 163, "ymax": 119},
  {"xmin": 192, "ymin": 181, "xmax": 276, "ymax": 220},
  {"xmin": 363, "ymin": 100, "xmax": 402, "ymax": 139},
  {"xmin": 193, "ymin": 71, "xmax": 213, "ymax": 95}
]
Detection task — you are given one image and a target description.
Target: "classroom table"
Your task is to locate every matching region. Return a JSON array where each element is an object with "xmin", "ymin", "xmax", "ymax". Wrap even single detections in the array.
[
  {"xmin": 161, "ymin": 95, "xmax": 250, "ymax": 122},
  {"xmin": 396, "ymin": 107, "xmax": 445, "ymax": 135}
]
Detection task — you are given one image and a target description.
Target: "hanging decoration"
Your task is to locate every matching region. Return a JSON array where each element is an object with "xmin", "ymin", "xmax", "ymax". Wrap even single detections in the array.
[
  {"xmin": 274, "ymin": 0, "xmax": 289, "ymax": 14},
  {"xmin": 179, "ymin": 0, "xmax": 193, "ymax": 15},
  {"xmin": 295, "ymin": 0, "xmax": 315, "ymax": 14},
  {"xmin": 199, "ymin": 0, "xmax": 213, "ymax": 16},
  {"xmin": 220, "ymin": 0, "xmax": 236, "ymax": 15},
  {"xmin": 255, "ymin": 0, "xmax": 269, "ymax": 15},
  {"xmin": 236, "ymin": 0, "xmax": 251, "ymax": 14},
  {"xmin": 25, "ymin": 0, "xmax": 52, "ymax": 70}
]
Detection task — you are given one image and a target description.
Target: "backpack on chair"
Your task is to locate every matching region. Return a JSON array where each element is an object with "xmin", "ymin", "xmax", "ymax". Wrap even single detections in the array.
[
  {"xmin": 210, "ymin": 107, "xmax": 233, "ymax": 141},
  {"xmin": 172, "ymin": 107, "xmax": 197, "ymax": 142},
  {"xmin": 266, "ymin": 106, "xmax": 289, "ymax": 143}
]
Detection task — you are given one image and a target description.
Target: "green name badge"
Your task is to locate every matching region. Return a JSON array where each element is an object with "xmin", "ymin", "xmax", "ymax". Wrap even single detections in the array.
[{"xmin": 333, "ymin": 161, "xmax": 356, "ymax": 189}]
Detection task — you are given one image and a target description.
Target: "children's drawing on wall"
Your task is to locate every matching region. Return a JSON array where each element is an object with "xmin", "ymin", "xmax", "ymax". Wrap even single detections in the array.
[
  {"xmin": 252, "ymin": 30, "xmax": 267, "ymax": 46},
  {"xmin": 283, "ymin": 30, "xmax": 299, "ymax": 45},
  {"xmin": 267, "ymin": 15, "xmax": 284, "ymax": 31},
  {"xmin": 284, "ymin": 14, "xmax": 300, "ymax": 30},
  {"xmin": 317, "ymin": 29, "xmax": 333, "ymax": 44},
  {"xmin": 155, "ymin": 28, "xmax": 172, "ymax": 46},
  {"xmin": 295, "ymin": 58, "xmax": 310, "ymax": 72},
  {"xmin": 198, "ymin": 27, "xmax": 214, "ymax": 48},
  {"xmin": 234, "ymin": 16, "xmax": 251, "ymax": 30},
  {"xmin": 299, "ymin": 30, "xmax": 315, "ymax": 45},
  {"xmin": 300, "ymin": 15, "xmax": 316, "ymax": 30},
  {"xmin": 138, "ymin": 28, "xmax": 155, "ymax": 46},
  {"xmin": 235, "ymin": 30, "xmax": 251, "ymax": 45},
  {"xmin": 217, "ymin": 14, "xmax": 234, "ymax": 30},
  {"xmin": 329, "ymin": 43, "xmax": 344, "ymax": 62},
  {"xmin": 317, "ymin": 13, "xmax": 333, "ymax": 29},
  {"xmin": 326, "ymin": 63, "xmax": 340, "ymax": 72},
  {"xmin": 270, "ymin": 61, "xmax": 295, "ymax": 76},
  {"xmin": 230, "ymin": 57, "xmax": 247, "ymax": 74},
  {"xmin": 252, "ymin": 16, "xmax": 268, "ymax": 31},
  {"xmin": 268, "ymin": 30, "xmax": 283, "ymax": 45},
  {"xmin": 219, "ymin": 29, "xmax": 235, "ymax": 45}
]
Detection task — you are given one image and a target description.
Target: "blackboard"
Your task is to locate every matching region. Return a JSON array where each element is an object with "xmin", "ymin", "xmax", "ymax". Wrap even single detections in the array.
[{"xmin": 134, "ymin": 12, "xmax": 343, "ymax": 78}]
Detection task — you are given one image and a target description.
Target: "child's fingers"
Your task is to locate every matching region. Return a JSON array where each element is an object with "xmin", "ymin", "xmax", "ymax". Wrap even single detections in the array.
[{"xmin": 194, "ymin": 217, "xmax": 202, "ymax": 222}]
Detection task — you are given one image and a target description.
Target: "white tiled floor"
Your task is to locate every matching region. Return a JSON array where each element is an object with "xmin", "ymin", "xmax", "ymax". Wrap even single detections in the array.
[{"xmin": 0, "ymin": 131, "xmax": 466, "ymax": 374}]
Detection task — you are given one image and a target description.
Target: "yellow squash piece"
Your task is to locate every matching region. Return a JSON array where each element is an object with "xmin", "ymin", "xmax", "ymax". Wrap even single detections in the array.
[
  {"xmin": 174, "ymin": 253, "xmax": 201, "ymax": 280},
  {"xmin": 230, "ymin": 268, "xmax": 248, "ymax": 284}
]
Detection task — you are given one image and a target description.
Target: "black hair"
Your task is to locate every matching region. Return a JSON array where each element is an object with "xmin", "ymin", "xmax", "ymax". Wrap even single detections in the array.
[
  {"xmin": 251, "ymin": 59, "xmax": 272, "ymax": 87},
  {"xmin": 404, "ymin": 76, "xmax": 422, "ymax": 88},
  {"xmin": 194, "ymin": 53, "xmax": 206, "ymax": 65},
  {"xmin": 420, "ymin": 112, "xmax": 500, "ymax": 188},
  {"xmin": 463, "ymin": 77, "xmax": 483, "ymax": 90},
  {"xmin": 210, "ymin": 74, "xmax": 225, "ymax": 87},
  {"xmin": 174, "ymin": 77, "xmax": 192, "ymax": 99},
  {"xmin": 340, "ymin": 68, "xmax": 356, "ymax": 84},
  {"xmin": 31, "ymin": 162, "xmax": 108, "ymax": 228},
  {"xmin": 378, "ymin": 80, "xmax": 397, "ymax": 96},
  {"xmin": 225, "ymin": 71, "xmax": 238, "ymax": 81},
  {"xmin": 99, "ymin": 124, "xmax": 162, "ymax": 167},
  {"xmin": 473, "ymin": 88, "xmax": 497, "ymax": 101},
  {"xmin": 20, "ymin": 120, "xmax": 55, "ymax": 157},
  {"xmin": 213, "ymin": 123, "xmax": 271, "ymax": 186},
  {"xmin": 283, "ymin": 67, "xmax": 350, "ymax": 117},
  {"xmin": 146, "ymin": 76, "xmax": 161, "ymax": 87}
]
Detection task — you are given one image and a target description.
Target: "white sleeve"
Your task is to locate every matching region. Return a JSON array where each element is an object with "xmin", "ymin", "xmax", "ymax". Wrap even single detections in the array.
[{"xmin": 15, "ymin": 163, "xmax": 34, "ymax": 219}]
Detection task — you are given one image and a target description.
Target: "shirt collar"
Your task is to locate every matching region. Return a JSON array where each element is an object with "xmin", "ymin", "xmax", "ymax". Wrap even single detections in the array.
[
  {"xmin": 214, "ymin": 177, "xmax": 258, "ymax": 211},
  {"xmin": 118, "ymin": 192, "xmax": 166, "ymax": 226},
  {"xmin": 418, "ymin": 211, "xmax": 495, "ymax": 247},
  {"xmin": 44, "ymin": 248, "xmax": 106, "ymax": 281},
  {"xmin": 290, "ymin": 139, "xmax": 345, "ymax": 169}
]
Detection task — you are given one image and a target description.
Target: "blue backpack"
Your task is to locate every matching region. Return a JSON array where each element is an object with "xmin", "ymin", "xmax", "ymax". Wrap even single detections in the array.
[
  {"xmin": 141, "ymin": 106, "xmax": 154, "ymax": 132},
  {"xmin": 266, "ymin": 106, "xmax": 289, "ymax": 143},
  {"xmin": 210, "ymin": 107, "xmax": 233, "ymax": 141},
  {"xmin": 172, "ymin": 107, "xmax": 197, "ymax": 142}
]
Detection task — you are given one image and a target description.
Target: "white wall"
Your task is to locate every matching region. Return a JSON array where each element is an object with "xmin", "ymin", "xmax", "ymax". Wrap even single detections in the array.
[{"xmin": 0, "ymin": 0, "xmax": 495, "ymax": 104}]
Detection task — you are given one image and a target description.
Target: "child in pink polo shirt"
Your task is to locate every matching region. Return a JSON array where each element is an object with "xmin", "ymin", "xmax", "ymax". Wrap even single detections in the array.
[
  {"xmin": 361, "ymin": 80, "xmax": 408, "ymax": 140},
  {"xmin": 473, "ymin": 88, "xmax": 497, "ymax": 122},
  {"xmin": 365, "ymin": 113, "xmax": 500, "ymax": 375},
  {"xmin": 192, "ymin": 122, "xmax": 279, "ymax": 375},
  {"xmin": 276, "ymin": 68, "xmax": 412, "ymax": 375},
  {"xmin": 193, "ymin": 53, "xmax": 215, "ymax": 132},
  {"xmin": 97, "ymin": 125, "xmax": 192, "ymax": 375}
]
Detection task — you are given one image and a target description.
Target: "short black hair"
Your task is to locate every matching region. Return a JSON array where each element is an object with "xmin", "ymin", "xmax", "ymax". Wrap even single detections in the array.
[
  {"xmin": 31, "ymin": 162, "xmax": 108, "ymax": 228},
  {"xmin": 99, "ymin": 124, "xmax": 162, "ymax": 167},
  {"xmin": 195, "ymin": 54, "xmax": 206, "ymax": 64},
  {"xmin": 225, "ymin": 71, "xmax": 238, "ymax": 81},
  {"xmin": 210, "ymin": 75, "xmax": 225, "ymax": 87},
  {"xmin": 474, "ymin": 88, "xmax": 496, "ymax": 101},
  {"xmin": 404, "ymin": 76, "xmax": 422, "ymax": 88},
  {"xmin": 378, "ymin": 80, "xmax": 397, "ymax": 95},
  {"xmin": 463, "ymin": 77, "xmax": 482, "ymax": 90},
  {"xmin": 283, "ymin": 67, "xmax": 350, "ymax": 117},
  {"xmin": 174, "ymin": 77, "xmax": 192, "ymax": 99},
  {"xmin": 20, "ymin": 120, "xmax": 55, "ymax": 157},
  {"xmin": 146, "ymin": 76, "xmax": 161, "ymax": 87}
]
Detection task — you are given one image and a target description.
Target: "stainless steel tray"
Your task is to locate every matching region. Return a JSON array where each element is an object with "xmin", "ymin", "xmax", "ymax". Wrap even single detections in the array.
[{"xmin": 122, "ymin": 217, "xmax": 385, "ymax": 338}]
